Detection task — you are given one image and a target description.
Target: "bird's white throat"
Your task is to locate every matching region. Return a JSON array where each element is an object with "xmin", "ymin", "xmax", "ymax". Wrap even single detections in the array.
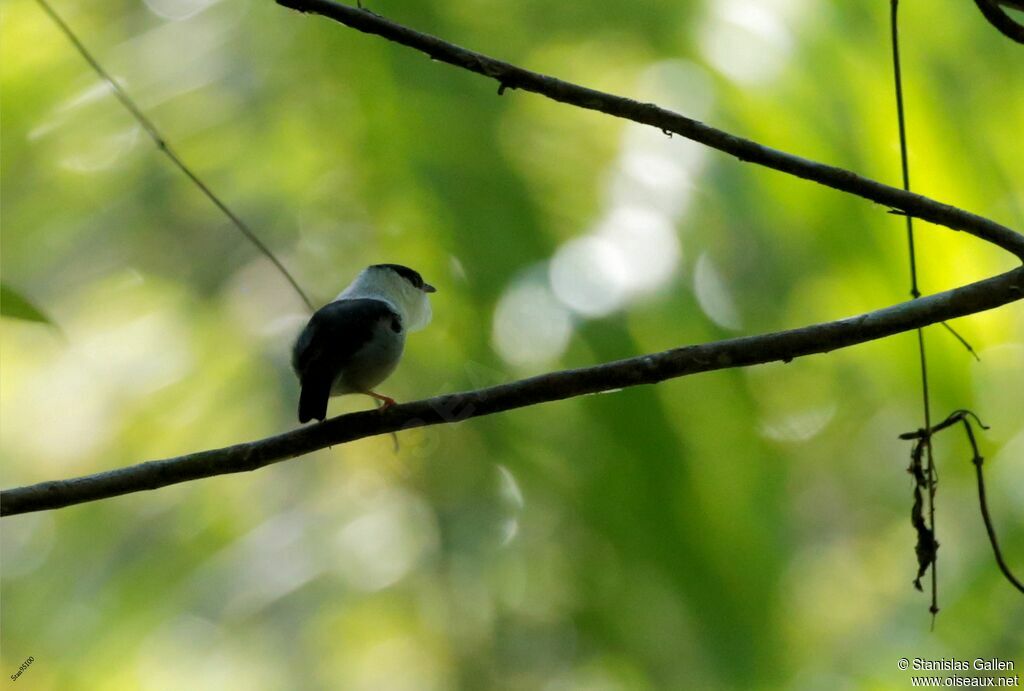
[{"xmin": 335, "ymin": 267, "xmax": 433, "ymax": 332}]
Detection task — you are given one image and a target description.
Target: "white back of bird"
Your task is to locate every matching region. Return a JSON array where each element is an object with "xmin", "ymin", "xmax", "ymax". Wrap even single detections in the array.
[{"xmin": 337, "ymin": 266, "xmax": 433, "ymax": 331}]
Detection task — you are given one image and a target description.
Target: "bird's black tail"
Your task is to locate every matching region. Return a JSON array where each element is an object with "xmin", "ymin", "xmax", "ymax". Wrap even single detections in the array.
[{"xmin": 298, "ymin": 379, "xmax": 330, "ymax": 423}]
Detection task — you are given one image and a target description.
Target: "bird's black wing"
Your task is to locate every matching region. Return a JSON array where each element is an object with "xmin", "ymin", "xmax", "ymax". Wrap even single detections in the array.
[{"xmin": 292, "ymin": 298, "xmax": 401, "ymax": 423}]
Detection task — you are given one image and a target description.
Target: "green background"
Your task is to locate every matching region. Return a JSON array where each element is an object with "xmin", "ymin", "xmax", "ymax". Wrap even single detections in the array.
[{"xmin": 2, "ymin": 0, "xmax": 1023, "ymax": 688}]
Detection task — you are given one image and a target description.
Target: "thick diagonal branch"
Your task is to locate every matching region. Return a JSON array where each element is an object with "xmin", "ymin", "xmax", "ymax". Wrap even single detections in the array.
[
  {"xmin": 3, "ymin": 267, "xmax": 1021, "ymax": 517},
  {"xmin": 275, "ymin": 0, "xmax": 1024, "ymax": 260}
]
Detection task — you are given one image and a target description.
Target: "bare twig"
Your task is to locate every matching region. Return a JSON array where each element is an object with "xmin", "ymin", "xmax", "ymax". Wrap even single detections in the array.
[
  {"xmin": 967, "ymin": 432, "xmax": 1024, "ymax": 594},
  {"xmin": 973, "ymin": 0, "xmax": 1024, "ymax": 44},
  {"xmin": 890, "ymin": 0, "xmax": 941, "ymax": 622},
  {"xmin": 890, "ymin": 0, "xmax": 921, "ymax": 300},
  {"xmin": 939, "ymin": 322, "xmax": 981, "ymax": 361},
  {"xmin": 899, "ymin": 409, "xmax": 989, "ymax": 441},
  {"xmin": 36, "ymin": 0, "xmax": 315, "ymax": 312},
  {"xmin": 274, "ymin": 0, "xmax": 1024, "ymax": 261},
  {"xmin": 3, "ymin": 267, "xmax": 1022, "ymax": 517}
]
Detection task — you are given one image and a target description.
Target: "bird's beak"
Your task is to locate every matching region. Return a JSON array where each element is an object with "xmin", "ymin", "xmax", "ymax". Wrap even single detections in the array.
[{"xmin": 423, "ymin": 283, "xmax": 437, "ymax": 293}]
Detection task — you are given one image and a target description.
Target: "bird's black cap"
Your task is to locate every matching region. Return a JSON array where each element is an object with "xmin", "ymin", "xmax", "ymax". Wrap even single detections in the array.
[{"xmin": 372, "ymin": 263, "xmax": 436, "ymax": 292}]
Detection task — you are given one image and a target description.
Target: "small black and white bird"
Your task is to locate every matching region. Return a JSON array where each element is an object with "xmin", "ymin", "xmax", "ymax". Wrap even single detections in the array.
[{"xmin": 292, "ymin": 264, "xmax": 435, "ymax": 423}]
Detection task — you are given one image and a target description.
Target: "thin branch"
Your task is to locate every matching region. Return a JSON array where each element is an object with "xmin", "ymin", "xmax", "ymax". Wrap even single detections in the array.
[
  {"xmin": 36, "ymin": 0, "xmax": 315, "ymax": 312},
  {"xmin": 968, "ymin": 428, "xmax": 1024, "ymax": 594},
  {"xmin": 890, "ymin": 0, "xmax": 940, "ymax": 622},
  {"xmin": 275, "ymin": 0, "xmax": 1024, "ymax": 261},
  {"xmin": 939, "ymin": 321, "xmax": 981, "ymax": 361},
  {"xmin": 3, "ymin": 267, "xmax": 1022, "ymax": 517},
  {"xmin": 974, "ymin": 0, "xmax": 1024, "ymax": 43},
  {"xmin": 899, "ymin": 408, "xmax": 988, "ymax": 440},
  {"xmin": 890, "ymin": 0, "xmax": 921, "ymax": 299}
]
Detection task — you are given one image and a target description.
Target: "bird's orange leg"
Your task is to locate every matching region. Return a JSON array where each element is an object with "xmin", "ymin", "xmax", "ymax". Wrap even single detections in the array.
[{"xmin": 365, "ymin": 391, "xmax": 397, "ymax": 409}]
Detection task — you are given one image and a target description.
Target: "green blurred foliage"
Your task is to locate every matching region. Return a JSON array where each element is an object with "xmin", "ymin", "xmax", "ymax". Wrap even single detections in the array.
[
  {"xmin": 1, "ymin": 283, "xmax": 53, "ymax": 324},
  {"xmin": 2, "ymin": 0, "xmax": 1023, "ymax": 688}
]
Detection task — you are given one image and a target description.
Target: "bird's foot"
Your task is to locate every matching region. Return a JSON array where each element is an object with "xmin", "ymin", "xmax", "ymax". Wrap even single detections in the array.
[{"xmin": 367, "ymin": 391, "xmax": 397, "ymax": 410}]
